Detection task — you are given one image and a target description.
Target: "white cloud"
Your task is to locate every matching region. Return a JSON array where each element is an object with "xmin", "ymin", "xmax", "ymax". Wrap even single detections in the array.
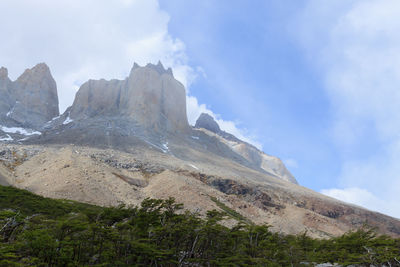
[
  {"xmin": 0, "ymin": 0, "xmax": 260, "ymax": 148},
  {"xmin": 298, "ymin": 0, "xmax": 400, "ymax": 218},
  {"xmin": 284, "ymin": 158, "xmax": 298, "ymax": 169},
  {"xmin": 321, "ymin": 187, "xmax": 400, "ymax": 218},
  {"xmin": 321, "ymin": 187, "xmax": 386, "ymax": 213}
]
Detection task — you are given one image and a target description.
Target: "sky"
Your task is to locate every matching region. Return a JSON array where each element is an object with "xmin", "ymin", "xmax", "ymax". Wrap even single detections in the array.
[{"xmin": 0, "ymin": 0, "xmax": 399, "ymax": 218}]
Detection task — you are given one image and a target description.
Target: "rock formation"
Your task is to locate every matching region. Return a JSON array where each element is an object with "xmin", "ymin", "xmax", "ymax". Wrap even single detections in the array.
[
  {"xmin": 195, "ymin": 113, "xmax": 221, "ymax": 133},
  {"xmin": 69, "ymin": 61, "xmax": 189, "ymax": 133},
  {"xmin": 0, "ymin": 63, "xmax": 59, "ymax": 128},
  {"xmin": 0, "ymin": 67, "xmax": 13, "ymax": 118},
  {"xmin": 195, "ymin": 113, "xmax": 298, "ymax": 184}
]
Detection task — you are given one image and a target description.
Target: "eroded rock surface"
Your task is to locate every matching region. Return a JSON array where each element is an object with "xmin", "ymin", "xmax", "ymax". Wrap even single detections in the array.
[
  {"xmin": 69, "ymin": 61, "xmax": 189, "ymax": 133},
  {"xmin": 0, "ymin": 67, "xmax": 13, "ymax": 118},
  {"xmin": 0, "ymin": 63, "xmax": 59, "ymax": 128}
]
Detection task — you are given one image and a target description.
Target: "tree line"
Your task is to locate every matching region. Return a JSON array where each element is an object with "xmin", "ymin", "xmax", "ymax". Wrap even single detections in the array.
[{"xmin": 1, "ymin": 185, "xmax": 399, "ymax": 266}]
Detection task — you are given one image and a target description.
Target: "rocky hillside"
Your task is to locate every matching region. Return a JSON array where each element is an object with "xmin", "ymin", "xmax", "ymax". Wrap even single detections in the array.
[
  {"xmin": 195, "ymin": 113, "xmax": 297, "ymax": 184},
  {"xmin": 0, "ymin": 62, "xmax": 399, "ymax": 238}
]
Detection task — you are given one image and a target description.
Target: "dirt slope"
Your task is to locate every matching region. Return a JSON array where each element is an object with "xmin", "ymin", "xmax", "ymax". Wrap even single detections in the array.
[{"xmin": 1, "ymin": 143, "xmax": 399, "ymax": 239}]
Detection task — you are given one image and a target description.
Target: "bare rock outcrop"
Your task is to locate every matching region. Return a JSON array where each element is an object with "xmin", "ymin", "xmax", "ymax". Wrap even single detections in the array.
[
  {"xmin": 0, "ymin": 63, "xmax": 59, "ymax": 128},
  {"xmin": 69, "ymin": 61, "xmax": 189, "ymax": 133},
  {"xmin": 0, "ymin": 67, "xmax": 13, "ymax": 117},
  {"xmin": 195, "ymin": 113, "xmax": 221, "ymax": 133}
]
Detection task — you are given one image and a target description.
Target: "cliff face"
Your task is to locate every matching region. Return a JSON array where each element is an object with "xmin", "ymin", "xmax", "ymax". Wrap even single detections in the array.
[
  {"xmin": 0, "ymin": 63, "xmax": 59, "ymax": 128},
  {"xmin": 0, "ymin": 67, "xmax": 13, "ymax": 117},
  {"xmin": 69, "ymin": 62, "xmax": 189, "ymax": 133}
]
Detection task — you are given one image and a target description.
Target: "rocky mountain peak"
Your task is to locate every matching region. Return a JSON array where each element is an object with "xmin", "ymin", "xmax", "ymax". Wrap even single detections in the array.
[
  {"xmin": 129, "ymin": 61, "xmax": 173, "ymax": 80},
  {"xmin": 17, "ymin": 63, "xmax": 52, "ymax": 81},
  {"xmin": 0, "ymin": 67, "xmax": 8, "ymax": 80},
  {"xmin": 0, "ymin": 67, "xmax": 12, "ymax": 118},
  {"xmin": 195, "ymin": 113, "xmax": 221, "ymax": 133},
  {"xmin": 69, "ymin": 62, "xmax": 188, "ymax": 133},
  {"xmin": 131, "ymin": 62, "xmax": 140, "ymax": 70},
  {"xmin": 145, "ymin": 61, "xmax": 173, "ymax": 76},
  {"xmin": 0, "ymin": 63, "xmax": 59, "ymax": 129}
]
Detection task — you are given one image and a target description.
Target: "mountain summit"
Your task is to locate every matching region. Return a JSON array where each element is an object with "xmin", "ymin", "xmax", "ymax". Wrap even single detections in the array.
[
  {"xmin": 68, "ymin": 62, "xmax": 189, "ymax": 133},
  {"xmin": 195, "ymin": 113, "xmax": 221, "ymax": 133},
  {"xmin": 0, "ymin": 63, "xmax": 59, "ymax": 129}
]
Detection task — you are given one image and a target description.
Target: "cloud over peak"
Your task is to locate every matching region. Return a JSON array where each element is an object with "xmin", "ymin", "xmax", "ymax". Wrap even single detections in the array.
[{"xmin": 299, "ymin": 0, "xmax": 400, "ymax": 218}]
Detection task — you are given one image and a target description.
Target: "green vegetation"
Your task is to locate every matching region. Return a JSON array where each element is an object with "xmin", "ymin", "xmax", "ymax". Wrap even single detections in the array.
[
  {"xmin": 210, "ymin": 196, "xmax": 252, "ymax": 224},
  {"xmin": 1, "ymin": 185, "xmax": 400, "ymax": 266}
]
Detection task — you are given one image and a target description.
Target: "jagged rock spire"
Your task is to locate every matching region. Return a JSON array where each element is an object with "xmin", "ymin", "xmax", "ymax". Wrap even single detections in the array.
[
  {"xmin": 130, "ymin": 61, "xmax": 173, "ymax": 77},
  {"xmin": 0, "ymin": 63, "xmax": 59, "ymax": 128}
]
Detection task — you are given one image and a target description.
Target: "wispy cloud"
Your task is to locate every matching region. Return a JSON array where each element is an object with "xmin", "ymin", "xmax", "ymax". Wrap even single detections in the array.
[{"xmin": 297, "ymin": 0, "xmax": 400, "ymax": 218}]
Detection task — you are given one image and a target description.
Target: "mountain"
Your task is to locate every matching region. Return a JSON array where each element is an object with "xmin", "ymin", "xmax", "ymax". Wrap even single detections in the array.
[
  {"xmin": 0, "ymin": 63, "xmax": 59, "ymax": 128},
  {"xmin": 195, "ymin": 113, "xmax": 297, "ymax": 184},
  {"xmin": 68, "ymin": 61, "xmax": 189, "ymax": 133},
  {"xmin": 0, "ymin": 62, "xmax": 399, "ymax": 238},
  {"xmin": 0, "ymin": 63, "xmax": 59, "ymax": 141}
]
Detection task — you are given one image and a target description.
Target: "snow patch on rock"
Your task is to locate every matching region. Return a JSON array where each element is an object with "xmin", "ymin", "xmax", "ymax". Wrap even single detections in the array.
[
  {"xmin": 162, "ymin": 142, "xmax": 169, "ymax": 153},
  {"xmin": 143, "ymin": 139, "xmax": 169, "ymax": 153},
  {"xmin": 63, "ymin": 116, "xmax": 73, "ymax": 125},
  {"xmin": 48, "ymin": 115, "xmax": 61, "ymax": 123},
  {"xmin": 0, "ymin": 134, "xmax": 13, "ymax": 141},
  {"xmin": 189, "ymin": 164, "xmax": 199, "ymax": 170},
  {"xmin": 0, "ymin": 126, "xmax": 41, "ymax": 136}
]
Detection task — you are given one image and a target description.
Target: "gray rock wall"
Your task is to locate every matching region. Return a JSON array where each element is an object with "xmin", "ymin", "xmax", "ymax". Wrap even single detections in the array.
[
  {"xmin": 0, "ymin": 67, "xmax": 13, "ymax": 117},
  {"xmin": 69, "ymin": 62, "xmax": 189, "ymax": 133},
  {"xmin": 0, "ymin": 63, "xmax": 59, "ymax": 128}
]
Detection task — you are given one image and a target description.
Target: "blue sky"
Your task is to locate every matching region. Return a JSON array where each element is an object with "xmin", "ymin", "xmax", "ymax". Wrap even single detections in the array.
[
  {"xmin": 160, "ymin": 0, "xmax": 338, "ymax": 191},
  {"xmin": 0, "ymin": 0, "xmax": 399, "ymax": 218},
  {"xmin": 161, "ymin": 0, "xmax": 400, "ymax": 218}
]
